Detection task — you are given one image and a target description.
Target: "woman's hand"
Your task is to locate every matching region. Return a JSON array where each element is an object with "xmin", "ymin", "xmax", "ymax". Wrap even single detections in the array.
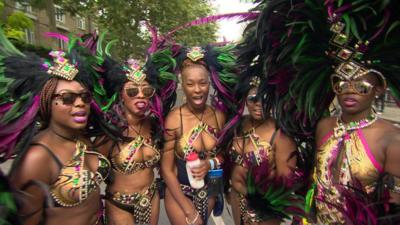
[{"xmin": 190, "ymin": 159, "xmax": 210, "ymax": 180}]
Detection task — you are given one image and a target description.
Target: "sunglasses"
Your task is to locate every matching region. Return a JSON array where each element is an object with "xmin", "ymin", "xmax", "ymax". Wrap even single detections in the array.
[
  {"xmin": 52, "ymin": 92, "xmax": 92, "ymax": 105},
  {"xmin": 125, "ymin": 86, "xmax": 155, "ymax": 98},
  {"xmin": 246, "ymin": 94, "xmax": 260, "ymax": 103},
  {"xmin": 332, "ymin": 80, "xmax": 374, "ymax": 95}
]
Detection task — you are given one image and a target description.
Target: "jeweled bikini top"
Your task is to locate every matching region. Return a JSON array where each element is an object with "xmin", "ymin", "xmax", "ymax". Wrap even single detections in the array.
[
  {"xmin": 178, "ymin": 121, "xmax": 219, "ymax": 160},
  {"xmin": 111, "ymin": 135, "xmax": 160, "ymax": 174},
  {"xmin": 230, "ymin": 128, "xmax": 273, "ymax": 168},
  {"xmin": 50, "ymin": 140, "xmax": 110, "ymax": 207}
]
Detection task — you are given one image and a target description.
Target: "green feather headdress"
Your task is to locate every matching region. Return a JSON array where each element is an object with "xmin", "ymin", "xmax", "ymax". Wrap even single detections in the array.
[
  {"xmin": 0, "ymin": 29, "xmax": 121, "ymax": 162},
  {"xmin": 238, "ymin": 0, "xmax": 400, "ymax": 138}
]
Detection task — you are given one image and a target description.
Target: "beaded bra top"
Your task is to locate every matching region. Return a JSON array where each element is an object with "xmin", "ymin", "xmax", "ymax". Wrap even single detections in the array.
[
  {"xmin": 177, "ymin": 121, "xmax": 219, "ymax": 160},
  {"xmin": 230, "ymin": 128, "xmax": 273, "ymax": 168},
  {"xmin": 50, "ymin": 140, "xmax": 110, "ymax": 207},
  {"xmin": 111, "ymin": 135, "xmax": 160, "ymax": 174}
]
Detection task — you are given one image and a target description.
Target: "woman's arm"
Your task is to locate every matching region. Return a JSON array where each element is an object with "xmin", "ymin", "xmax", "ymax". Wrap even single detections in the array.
[
  {"xmin": 161, "ymin": 110, "xmax": 201, "ymax": 223},
  {"xmin": 383, "ymin": 131, "xmax": 400, "ymax": 204},
  {"xmin": 9, "ymin": 146, "xmax": 55, "ymax": 225}
]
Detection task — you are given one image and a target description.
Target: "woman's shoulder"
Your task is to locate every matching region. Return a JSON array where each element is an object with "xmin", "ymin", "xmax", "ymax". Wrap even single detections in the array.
[
  {"xmin": 165, "ymin": 106, "xmax": 181, "ymax": 119},
  {"xmin": 9, "ymin": 140, "xmax": 57, "ymax": 186},
  {"xmin": 317, "ymin": 116, "xmax": 336, "ymax": 132},
  {"xmin": 210, "ymin": 105, "xmax": 226, "ymax": 120}
]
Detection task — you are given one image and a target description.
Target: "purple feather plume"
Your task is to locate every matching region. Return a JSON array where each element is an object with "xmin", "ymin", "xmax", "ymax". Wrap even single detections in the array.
[
  {"xmin": 90, "ymin": 100, "xmax": 103, "ymax": 115},
  {"xmin": 150, "ymin": 95, "xmax": 164, "ymax": 128},
  {"xmin": 165, "ymin": 12, "xmax": 259, "ymax": 39},
  {"xmin": 44, "ymin": 32, "xmax": 69, "ymax": 43},
  {"xmin": 0, "ymin": 103, "xmax": 13, "ymax": 115},
  {"xmin": 210, "ymin": 69, "xmax": 235, "ymax": 102},
  {"xmin": 0, "ymin": 95, "xmax": 40, "ymax": 160},
  {"xmin": 145, "ymin": 22, "xmax": 159, "ymax": 54},
  {"xmin": 160, "ymin": 80, "xmax": 176, "ymax": 99}
]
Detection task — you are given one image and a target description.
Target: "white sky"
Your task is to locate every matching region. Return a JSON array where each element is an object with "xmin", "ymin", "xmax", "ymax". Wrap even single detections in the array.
[{"xmin": 211, "ymin": 0, "xmax": 254, "ymax": 42}]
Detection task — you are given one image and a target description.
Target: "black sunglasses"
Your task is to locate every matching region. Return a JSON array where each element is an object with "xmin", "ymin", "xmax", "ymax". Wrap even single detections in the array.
[
  {"xmin": 246, "ymin": 94, "xmax": 260, "ymax": 103},
  {"xmin": 125, "ymin": 86, "xmax": 155, "ymax": 98},
  {"xmin": 52, "ymin": 92, "xmax": 92, "ymax": 105}
]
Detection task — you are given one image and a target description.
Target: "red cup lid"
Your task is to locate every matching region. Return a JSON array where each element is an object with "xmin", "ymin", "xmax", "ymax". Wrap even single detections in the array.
[{"xmin": 186, "ymin": 152, "xmax": 199, "ymax": 161}]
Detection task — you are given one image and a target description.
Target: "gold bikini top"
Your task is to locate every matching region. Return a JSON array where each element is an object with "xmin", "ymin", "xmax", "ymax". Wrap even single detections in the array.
[
  {"xmin": 111, "ymin": 135, "xmax": 160, "ymax": 174},
  {"xmin": 176, "ymin": 121, "xmax": 219, "ymax": 160},
  {"xmin": 230, "ymin": 128, "xmax": 278, "ymax": 168},
  {"xmin": 316, "ymin": 128, "xmax": 382, "ymax": 189},
  {"xmin": 40, "ymin": 141, "xmax": 110, "ymax": 207}
]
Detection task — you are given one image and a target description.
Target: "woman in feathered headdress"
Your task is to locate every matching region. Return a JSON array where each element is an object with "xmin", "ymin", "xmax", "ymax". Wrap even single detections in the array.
[
  {"xmin": 0, "ymin": 28, "xmax": 121, "ymax": 225},
  {"xmin": 93, "ymin": 36, "xmax": 177, "ymax": 225},
  {"xmin": 238, "ymin": 0, "xmax": 400, "ymax": 224},
  {"xmin": 161, "ymin": 44, "xmax": 239, "ymax": 225},
  {"xmin": 226, "ymin": 72, "xmax": 303, "ymax": 225}
]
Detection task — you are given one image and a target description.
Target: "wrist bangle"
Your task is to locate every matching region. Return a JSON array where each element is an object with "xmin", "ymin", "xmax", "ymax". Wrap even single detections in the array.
[
  {"xmin": 185, "ymin": 211, "xmax": 199, "ymax": 225},
  {"xmin": 214, "ymin": 156, "xmax": 221, "ymax": 168},
  {"xmin": 209, "ymin": 159, "xmax": 215, "ymax": 170}
]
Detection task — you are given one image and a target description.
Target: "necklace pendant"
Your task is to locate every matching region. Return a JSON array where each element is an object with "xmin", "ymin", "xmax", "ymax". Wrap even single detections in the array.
[{"xmin": 334, "ymin": 124, "xmax": 346, "ymax": 138}]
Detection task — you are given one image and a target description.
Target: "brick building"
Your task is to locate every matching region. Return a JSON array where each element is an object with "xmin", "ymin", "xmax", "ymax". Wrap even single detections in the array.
[{"xmin": 2, "ymin": 0, "xmax": 96, "ymax": 50}]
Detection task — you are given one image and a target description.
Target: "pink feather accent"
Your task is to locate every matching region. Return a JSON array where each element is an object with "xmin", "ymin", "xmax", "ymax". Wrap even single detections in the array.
[
  {"xmin": 210, "ymin": 69, "xmax": 235, "ymax": 102},
  {"xmin": 165, "ymin": 12, "xmax": 259, "ymax": 39},
  {"xmin": 90, "ymin": 100, "xmax": 103, "ymax": 115},
  {"xmin": 44, "ymin": 32, "xmax": 69, "ymax": 43},
  {"xmin": 150, "ymin": 95, "xmax": 164, "ymax": 128},
  {"xmin": 145, "ymin": 22, "xmax": 159, "ymax": 54},
  {"xmin": 0, "ymin": 103, "xmax": 13, "ymax": 114}
]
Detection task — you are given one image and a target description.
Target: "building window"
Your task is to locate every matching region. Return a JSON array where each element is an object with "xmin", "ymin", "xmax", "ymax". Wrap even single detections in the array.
[
  {"xmin": 25, "ymin": 29, "xmax": 35, "ymax": 44},
  {"xmin": 77, "ymin": 17, "xmax": 86, "ymax": 30},
  {"xmin": 57, "ymin": 39, "xmax": 66, "ymax": 50},
  {"xmin": 16, "ymin": 2, "xmax": 33, "ymax": 13},
  {"xmin": 55, "ymin": 5, "xmax": 65, "ymax": 23}
]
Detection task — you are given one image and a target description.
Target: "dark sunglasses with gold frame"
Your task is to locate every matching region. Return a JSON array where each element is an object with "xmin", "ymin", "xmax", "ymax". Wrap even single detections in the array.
[
  {"xmin": 52, "ymin": 92, "xmax": 92, "ymax": 105},
  {"xmin": 124, "ymin": 86, "xmax": 155, "ymax": 98}
]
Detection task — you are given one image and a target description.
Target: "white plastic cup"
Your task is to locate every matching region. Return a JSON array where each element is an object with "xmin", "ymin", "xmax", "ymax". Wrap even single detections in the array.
[{"xmin": 186, "ymin": 152, "xmax": 205, "ymax": 189}]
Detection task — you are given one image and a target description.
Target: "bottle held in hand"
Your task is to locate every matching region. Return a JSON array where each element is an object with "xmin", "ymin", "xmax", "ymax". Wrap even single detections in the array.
[{"xmin": 186, "ymin": 152, "xmax": 205, "ymax": 189}]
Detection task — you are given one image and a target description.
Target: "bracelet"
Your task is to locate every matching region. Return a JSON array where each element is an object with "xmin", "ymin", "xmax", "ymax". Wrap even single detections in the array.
[
  {"xmin": 209, "ymin": 159, "xmax": 215, "ymax": 170},
  {"xmin": 214, "ymin": 156, "xmax": 221, "ymax": 168},
  {"xmin": 185, "ymin": 211, "xmax": 199, "ymax": 225}
]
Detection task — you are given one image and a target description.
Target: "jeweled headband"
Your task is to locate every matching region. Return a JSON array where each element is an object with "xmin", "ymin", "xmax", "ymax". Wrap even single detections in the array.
[
  {"xmin": 249, "ymin": 76, "xmax": 261, "ymax": 88},
  {"xmin": 328, "ymin": 20, "xmax": 387, "ymax": 88},
  {"xmin": 125, "ymin": 59, "xmax": 146, "ymax": 84},
  {"xmin": 43, "ymin": 50, "xmax": 79, "ymax": 80},
  {"xmin": 186, "ymin": 46, "xmax": 205, "ymax": 62}
]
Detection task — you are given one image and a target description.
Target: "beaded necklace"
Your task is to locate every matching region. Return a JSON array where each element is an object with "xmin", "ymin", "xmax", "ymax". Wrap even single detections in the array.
[
  {"xmin": 331, "ymin": 112, "xmax": 378, "ymax": 185},
  {"xmin": 334, "ymin": 112, "xmax": 378, "ymax": 139}
]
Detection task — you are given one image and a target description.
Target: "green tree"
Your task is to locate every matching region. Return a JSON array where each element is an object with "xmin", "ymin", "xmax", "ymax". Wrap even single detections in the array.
[
  {"xmin": 14, "ymin": 0, "xmax": 218, "ymax": 60},
  {"xmin": 94, "ymin": 0, "xmax": 218, "ymax": 60},
  {"xmin": 0, "ymin": 0, "xmax": 33, "ymax": 41}
]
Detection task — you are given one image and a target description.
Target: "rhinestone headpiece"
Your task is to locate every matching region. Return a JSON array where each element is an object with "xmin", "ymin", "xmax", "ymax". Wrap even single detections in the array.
[
  {"xmin": 328, "ymin": 18, "xmax": 386, "ymax": 88},
  {"xmin": 249, "ymin": 76, "xmax": 261, "ymax": 88},
  {"xmin": 46, "ymin": 51, "xmax": 79, "ymax": 80},
  {"xmin": 125, "ymin": 59, "xmax": 146, "ymax": 84},
  {"xmin": 187, "ymin": 47, "xmax": 205, "ymax": 62}
]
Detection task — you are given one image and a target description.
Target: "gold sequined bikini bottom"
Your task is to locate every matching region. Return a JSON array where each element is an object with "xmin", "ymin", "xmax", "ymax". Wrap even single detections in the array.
[
  {"xmin": 238, "ymin": 192, "xmax": 262, "ymax": 223},
  {"xmin": 106, "ymin": 180, "xmax": 158, "ymax": 224}
]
